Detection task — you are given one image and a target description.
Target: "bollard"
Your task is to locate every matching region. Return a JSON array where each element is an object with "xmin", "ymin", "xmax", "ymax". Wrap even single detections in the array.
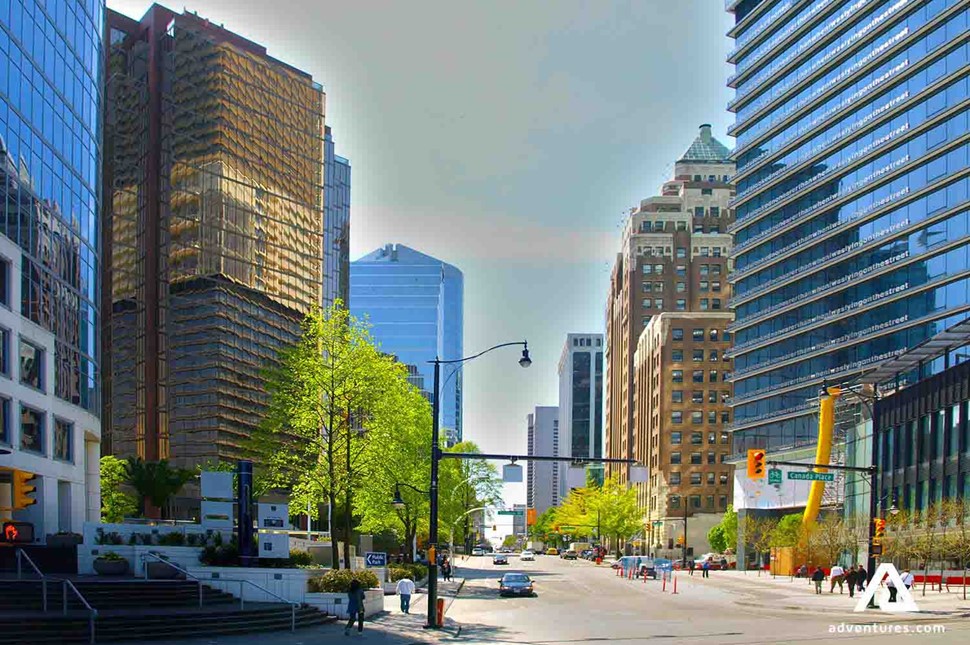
[
  {"xmin": 642, "ymin": 570, "xmax": 648, "ymax": 584},
  {"xmin": 662, "ymin": 572, "xmax": 667, "ymax": 592},
  {"xmin": 672, "ymin": 574, "xmax": 679, "ymax": 595},
  {"xmin": 616, "ymin": 565, "xmax": 621, "ymax": 577},
  {"xmin": 436, "ymin": 597, "xmax": 445, "ymax": 627}
]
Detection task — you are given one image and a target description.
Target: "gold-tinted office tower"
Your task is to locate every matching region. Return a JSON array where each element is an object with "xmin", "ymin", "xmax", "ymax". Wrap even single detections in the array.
[
  {"xmin": 606, "ymin": 125, "xmax": 735, "ymax": 555},
  {"xmin": 102, "ymin": 5, "xmax": 326, "ymax": 468}
]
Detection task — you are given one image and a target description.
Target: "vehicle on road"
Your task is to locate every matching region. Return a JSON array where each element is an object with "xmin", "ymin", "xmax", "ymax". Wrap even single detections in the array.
[
  {"xmin": 520, "ymin": 550, "xmax": 535, "ymax": 561},
  {"xmin": 498, "ymin": 573, "xmax": 535, "ymax": 597},
  {"xmin": 471, "ymin": 547, "xmax": 485, "ymax": 556},
  {"xmin": 546, "ymin": 547, "xmax": 559, "ymax": 556},
  {"xmin": 638, "ymin": 559, "xmax": 659, "ymax": 579},
  {"xmin": 580, "ymin": 549, "xmax": 594, "ymax": 560},
  {"xmin": 561, "ymin": 550, "xmax": 578, "ymax": 560},
  {"xmin": 493, "ymin": 554, "xmax": 510, "ymax": 565}
]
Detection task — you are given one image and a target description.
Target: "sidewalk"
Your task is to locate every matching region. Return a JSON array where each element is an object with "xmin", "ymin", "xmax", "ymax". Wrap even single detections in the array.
[
  {"xmin": 375, "ymin": 577, "xmax": 465, "ymax": 640},
  {"xmin": 700, "ymin": 570, "xmax": 970, "ymax": 620}
]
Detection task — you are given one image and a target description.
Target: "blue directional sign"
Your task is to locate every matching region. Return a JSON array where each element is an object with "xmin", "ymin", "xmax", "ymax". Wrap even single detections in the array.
[{"xmin": 365, "ymin": 552, "xmax": 388, "ymax": 567}]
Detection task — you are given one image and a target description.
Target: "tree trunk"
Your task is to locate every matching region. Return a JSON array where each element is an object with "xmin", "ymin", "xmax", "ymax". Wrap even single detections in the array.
[{"xmin": 343, "ymin": 418, "xmax": 353, "ymax": 570}]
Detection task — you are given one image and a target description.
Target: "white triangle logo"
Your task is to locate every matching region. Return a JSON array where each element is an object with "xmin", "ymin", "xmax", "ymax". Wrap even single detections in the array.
[{"xmin": 853, "ymin": 563, "xmax": 920, "ymax": 613}]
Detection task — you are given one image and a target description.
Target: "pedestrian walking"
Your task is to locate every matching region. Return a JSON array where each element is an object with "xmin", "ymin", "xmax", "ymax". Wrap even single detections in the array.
[
  {"xmin": 395, "ymin": 576, "xmax": 416, "ymax": 615},
  {"xmin": 902, "ymin": 570, "xmax": 914, "ymax": 591},
  {"xmin": 829, "ymin": 564, "xmax": 845, "ymax": 593},
  {"xmin": 344, "ymin": 579, "xmax": 366, "ymax": 636},
  {"xmin": 811, "ymin": 567, "xmax": 825, "ymax": 594},
  {"xmin": 846, "ymin": 566, "xmax": 858, "ymax": 598},
  {"xmin": 688, "ymin": 559, "xmax": 696, "ymax": 576},
  {"xmin": 856, "ymin": 565, "xmax": 867, "ymax": 593},
  {"xmin": 702, "ymin": 560, "xmax": 710, "ymax": 578},
  {"xmin": 443, "ymin": 558, "xmax": 453, "ymax": 582},
  {"xmin": 888, "ymin": 574, "xmax": 898, "ymax": 602},
  {"xmin": 797, "ymin": 563, "xmax": 808, "ymax": 578}
]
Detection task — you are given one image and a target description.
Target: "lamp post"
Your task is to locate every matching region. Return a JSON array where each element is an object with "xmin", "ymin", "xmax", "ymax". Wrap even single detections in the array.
[{"xmin": 425, "ymin": 341, "xmax": 531, "ymax": 628}]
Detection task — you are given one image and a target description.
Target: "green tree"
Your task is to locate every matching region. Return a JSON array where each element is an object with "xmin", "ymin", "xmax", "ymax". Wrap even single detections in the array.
[
  {"xmin": 562, "ymin": 476, "xmax": 642, "ymax": 555},
  {"xmin": 707, "ymin": 525, "xmax": 727, "ymax": 553},
  {"xmin": 529, "ymin": 508, "xmax": 558, "ymax": 545},
  {"xmin": 502, "ymin": 534, "xmax": 519, "ymax": 549},
  {"xmin": 768, "ymin": 513, "xmax": 802, "ymax": 548},
  {"xmin": 438, "ymin": 442, "xmax": 503, "ymax": 551},
  {"xmin": 713, "ymin": 505, "xmax": 739, "ymax": 553},
  {"xmin": 124, "ymin": 458, "xmax": 194, "ymax": 518},
  {"xmin": 100, "ymin": 455, "xmax": 138, "ymax": 523}
]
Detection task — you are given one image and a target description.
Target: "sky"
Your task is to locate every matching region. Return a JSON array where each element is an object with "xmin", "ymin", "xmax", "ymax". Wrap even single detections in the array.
[{"xmin": 108, "ymin": 0, "xmax": 736, "ymax": 515}]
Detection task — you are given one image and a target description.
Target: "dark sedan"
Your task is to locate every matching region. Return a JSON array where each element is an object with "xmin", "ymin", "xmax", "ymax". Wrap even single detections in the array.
[
  {"xmin": 498, "ymin": 573, "xmax": 535, "ymax": 597},
  {"xmin": 493, "ymin": 554, "xmax": 509, "ymax": 565}
]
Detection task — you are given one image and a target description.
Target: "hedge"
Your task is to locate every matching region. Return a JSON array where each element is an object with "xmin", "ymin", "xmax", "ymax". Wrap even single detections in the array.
[{"xmin": 308, "ymin": 569, "xmax": 380, "ymax": 593}]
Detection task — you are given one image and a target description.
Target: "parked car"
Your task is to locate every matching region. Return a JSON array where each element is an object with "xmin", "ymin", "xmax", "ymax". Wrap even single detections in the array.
[
  {"xmin": 561, "ymin": 550, "xmax": 578, "ymax": 560},
  {"xmin": 498, "ymin": 573, "xmax": 535, "ymax": 597},
  {"xmin": 520, "ymin": 550, "xmax": 535, "ymax": 561},
  {"xmin": 493, "ymin": 554, "xmax": 510, "ymax": 565},
  {"xmin": 546, "ymin": 548, "xmax": 559, "ymax": 556},
  {"xmin": 471, "ymin": 547, "xmax": 485, "ymax": 556},
  {"xmin": 610, "ymin": 559, "xmax": 623, "ymax": 570}
]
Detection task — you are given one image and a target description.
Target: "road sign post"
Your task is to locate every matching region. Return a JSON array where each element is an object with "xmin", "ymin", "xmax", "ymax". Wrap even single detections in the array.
[
  {"xmin": 787, "ymin": 471, "xmax": 835, "ymax": 482},
  {"xmin": 365, "ymin": 552, "xmax": 388, "ymax": 567}
]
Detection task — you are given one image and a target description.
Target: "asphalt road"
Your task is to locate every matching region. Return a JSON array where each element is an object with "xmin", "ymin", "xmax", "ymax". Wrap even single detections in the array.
[{"xmin": 446, "ymin": 554, "xmax": 969, "ymax": 644}]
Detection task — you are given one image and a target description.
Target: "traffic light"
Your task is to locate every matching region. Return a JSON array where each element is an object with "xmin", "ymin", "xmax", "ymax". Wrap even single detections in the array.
[
  {"xmin": 746, "ymin": 449, "xmax": 766, "ymax": 479},
  {"xmin": 13, "ymin": 471, "xmax": 38, "ymax": 510},
  {"xmin": 1, "ymin": 521, "xmax": 34, "ymax": 543},
  {"xmin": 873, "ymin": 518, "xmax": 886, "ymax": 544}
]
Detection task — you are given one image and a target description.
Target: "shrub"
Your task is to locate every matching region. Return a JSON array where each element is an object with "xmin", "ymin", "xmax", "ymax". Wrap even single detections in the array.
[
  {"xmin": 289, "ymin": 550, "xmax": 314, "ymax": 567},
  {"xmin": 157, "ymin": 532, "xmax": 186, "ymax": 546},
  {"xmin": 405, "ymin": 563, "xmax": 427, "ymax": 580},
  {"xmin": 98, "ymin": 551, "xmax": 125, "ymax": 561},
  {"xmin": 95, "ymin": 529, "xmax": 124, "ymax": 545},
  {"xmin": 199, "ymin": 538, "xmax": 239, "ymax": 567},
  {"xmin": 307, "ymin": 569, "xmax": 380, "ymax": 593},
  {"xmin": 389, "ymin": 566, "xmax": 414, "ymax": 582}
]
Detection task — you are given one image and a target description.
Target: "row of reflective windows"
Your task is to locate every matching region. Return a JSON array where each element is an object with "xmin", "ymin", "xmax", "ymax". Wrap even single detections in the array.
[
  {"xmin": 0, "ymin": 397, "xmax": 74, "ymax": 462},
  {"xmin": 736, "ymin": 105, "xmax": 967, "ymax": 228},
  {"xmin": 737, "ymin": 75, "xmax": 966, "ymax": 200},
  {"xmin": 735, "ymin": 10, "xmax": 966, "ymax": 147},
  {"xmin": 670, "ymin": 390, "xmax": 732, "ymax": 405},
  {"xmin": 665, "ymin": 472, "xmax": 732, "ymax": 487},
  {"xmin": 730, "ymin": 0, "xmax": 797, "ymax": 60},
  {"xmin": 666, "ymin": 495, "xmax": 730, "ymax": 511},
  {"xmin": 730, "ymin": 413, "xmax": 820, "ymax": 459},
  {"xmin": 669, "ymin": 411, "xmax": 732, "ymax": 425},
  {"xmin": 735, "ymin": 0, "xmax": 950, "ymax": 119},
  {"xmin": 735, "ymin": 204, "xmax": 970, "ymax": 322},
  {"xmin": 878, "ymin": 404, "xmax": 969, "ymax": 471},
  {"xmin": 736, "ymin": 178, "xmax": 969, "ymax": 300},
  {"xmin": 642, "ymin": 298, "xmax": 724, "ymax": 311}
]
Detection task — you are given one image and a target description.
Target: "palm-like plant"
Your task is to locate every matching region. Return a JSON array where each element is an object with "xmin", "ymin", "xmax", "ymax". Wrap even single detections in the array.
[{"xmin": 125, "ymin": 458, "xmax": 195, "ymax": 519}]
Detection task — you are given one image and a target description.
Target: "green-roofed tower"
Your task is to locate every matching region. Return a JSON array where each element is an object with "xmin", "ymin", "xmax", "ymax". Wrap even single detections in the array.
[{"xmin": 678, "ymin": 124, "xmax": 732, "ymax": 164}]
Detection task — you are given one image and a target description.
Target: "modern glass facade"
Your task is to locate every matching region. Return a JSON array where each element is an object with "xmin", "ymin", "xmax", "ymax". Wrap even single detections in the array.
[
  {"xmin": 350, "ymin": 244, "xmax": 463, "ymax": 444},
  {"xmin": 102, "ymin": 6, "xmax": 326, "ymax": 467},
  {"xmin": 558, "ymin": 334, "xmax": 604, "ymax": 493},
  {"xmin": 727, "ymin": 0, "xmax": 970, "ymax": 458},
  {"xmin": 0, "ymin": 0, "xmax": 104, "ymax": 413},
  {"xmin": 323, "ymin": 126, "xmax": 350, "ymax": 310}
]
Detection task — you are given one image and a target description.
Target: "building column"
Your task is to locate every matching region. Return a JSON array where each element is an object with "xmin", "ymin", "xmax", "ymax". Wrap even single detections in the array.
[{"xmin": 85, "ymin": 438, "xmax": 101, "ymax": 524}]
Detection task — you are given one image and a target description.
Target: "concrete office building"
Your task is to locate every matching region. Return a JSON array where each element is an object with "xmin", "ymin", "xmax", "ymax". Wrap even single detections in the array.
[
  {"xmin": 0, "ymin": 0, "xmax": 105, "ymax": 539},
  {"xmin": 512, "ymin": 503, "xmax": 527, "ymax": 538},
  {"xmin": 558, "ymin": 334, "xmax": 604, "ymax": 497},
  {"xmin": 102, "ymin": 5, "xmax": 326, "ymax": 468},
  {"xmin": 606, "ymin": 124, "xmax": 735, "ymax": 513},
  {"xmin": 350, "ymin": 244, "xmax": 464, "ymax": 444},
  {"xmin": 726, "ymin": 0, "xmax": 970, "ymax": 470},
  {"xmin": 324, "ymin": 126, "xmax": 351, "ymax": 310},
  {"xmin": 527, "ymin": 406, "xmax": 560, "ymax": 518}
]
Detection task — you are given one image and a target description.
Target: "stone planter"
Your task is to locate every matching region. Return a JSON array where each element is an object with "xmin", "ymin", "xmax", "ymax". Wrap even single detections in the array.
[
  {"xmin": 47, "ymin": 534, "xmax": 83, "ymax": 549},
  {"xmin": 304, "ymin": 589, "xmax": 383, "ymax": 619},
  {"xmin": 146, "ymin": 561, "xmax": 182, "ymax": 579},
  {"xmin": 93, "ymin": 558, "xmax": 130, "ymax": 576}
]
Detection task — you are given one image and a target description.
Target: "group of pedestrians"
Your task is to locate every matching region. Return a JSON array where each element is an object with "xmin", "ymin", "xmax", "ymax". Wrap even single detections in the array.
[
  {"xmin": 687, "ymin": 559, "xmax": 712, "ymax": 578},
  {"xmin": 805, "ymin": 563, "xmax": 915, "ymax": 602}
]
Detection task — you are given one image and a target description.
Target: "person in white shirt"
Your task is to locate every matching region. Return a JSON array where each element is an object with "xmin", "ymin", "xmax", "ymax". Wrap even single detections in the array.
[
  {"xmin": 902, "ymin": 570, "xmax": 915, "ymax": 589},
  {"xmin": 829, "ymin": 564, "xmax": 845, "ymax": 594},
  {"xmin": 396, "ymin": 576, "xmax": 416, "ymax": 614}
]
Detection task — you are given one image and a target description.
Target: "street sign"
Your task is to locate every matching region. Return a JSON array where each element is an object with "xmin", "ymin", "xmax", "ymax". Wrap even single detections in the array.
[
  {"xmin": 787, "ymin": 471, "xmax": 835, "ymax": 482},
  {"xmin": 365, "ymin": 552, "xmax": 388, "ymax": 567},
  {"xmin": 497, "ymin": 510, "xmax": 524, "ymax": 516},
  {"xmin": 767, "ymin": 468, "xmax": 783, "ymax": 485}
]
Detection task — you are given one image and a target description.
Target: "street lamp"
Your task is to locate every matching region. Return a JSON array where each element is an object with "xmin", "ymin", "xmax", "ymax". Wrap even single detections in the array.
[
  {"xmin": 391, "ymin": 485, "xmax": 406, "ymax": 509},
  {"xmin": 426, "ymin": 340, "xmax": 530, "ymax": 629}
]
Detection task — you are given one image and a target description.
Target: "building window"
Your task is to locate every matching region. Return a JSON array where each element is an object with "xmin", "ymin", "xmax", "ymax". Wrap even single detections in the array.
[
  {"xmin": 19, "ymin": 340, "xmax": 43, "ymax": 391},
  {"xmin": 708, "ymin": 411, "xmax": 717, "ymax": 424},
  {"xmin": 721, "ymin": 411, "xmax": 730, "ymax": 423},
  {"xmin": 655, "ymin": 264, "xmax": 664, "ymax": 274},
  {"xmin": 712, "ymin": 282, "xmax": 722, "ymax": 293},
  {"xmin": 676, "ymin": 299, "xmax": 686, "ymax": 311},
  {"xmin": 720, "ymin": 432, "xmax": 729, "ymax": 444},
  {"xmin": 694, "ymin": 224, "xmax": 704, "ymax": 234},
  {"xmin": 690, "ymin": 453, "xmax": 702, "ymax": 465},
  {"xmin": 707, "ymin": 472, "xmax": 715, "ymax": 485},
  {"xmin": 691, "ymin": 432, "xmax": 702, "ymax": 445},
  {"xmin": 676, "ymin": 282, "xmax": 686, "ymax": 293},
  {"xmin": 676, "ymin": 265, "xmax": 687, "ymax": 277},
  {"xmin": 711, "ymin": 264, "xmax": 722, "ymax": 276},
  {"xmin": 654, "ymin": 299, "xmax": 663, "ymax": 310},
  {"xmin": 672, "ymin": 390, "xmax": 683, "ymax": 403},
  {"xmin": 671, "ymin": 452, "xmax": 682, "ymax": 465},
  {"xmin": 642, "ymin": 282, "xmax": 651, "ymax": 293},
  {"xmin": 705, "ymin": 495, "xmax": 715, "ymax": 509},
  {"xmin": 642, "ymin": 265, "xmax": 653, "ymax": 275},
  {"xmin": 0, "ymin": 328, "xmax": 8, "ymax": 376},
  {"xmin": 653, "ymin": 282, "xmax": 664, "ymax": 292},
  {"xmin": 692, "ymin": 391, "xmax": 703, "ymax": 404},
  {"xmin": 690, "ymin": 472, "xmax": 702, "ymax": 485},
  {"xmin": 700, "ymin": 264, "xmax": 709, "ymax": 276},
  {"xmin": 694, "ymin": 206, "xmax": 705, "ymax": 218},
  {"xmin": 670, "ymin": 473, "xmax": 682, "ymax": 486},
  {"xmin": 54, "ymin": 419, "xmax": 73, "ymax": 463},
  {"xmin": 709, "ymin": 370, "xmax": 718, "ymax": 383},
  {"xmin": 693, "ymin": 329, "xmax": 704, "ymax": 341},
  {"xmin": 672, "ymin": 370, "xmax": 683, "ymax": 383},
  {"xmin": 20, "ymin": 405, "xmax": 44, "ymax": 454},
  {"xmin": 672, "ymin": 411, "xmax": 683, "ymax": 424},
  {"xmin": 654, "ymin": 221, "xmax": 664, "ymax": 231},
  {"xmin": 672, "ymin": 349, "xmax": 684, "ymax": 362},
  {"xmin": 693, "ymin": 350, "xmax": 704, "ymax": 362},
  {"xmin": 692, "ymin": 370, "xmax": 704, "ymax": 383},
  {"xmin": 691, "ymin": 495, "xmax": 701, "ymax": 508},
  {"xmin": 708, "ymin": 390, "xmax": 717, "ymax": 403},
  {"xmin": 709, "ymin": 329, "xmax": 719, "ymax": 341},
  {"xmin": 709, "ymin": 350, "xmax": 719, "ymax": 362},
  {"xmin": 671, "ymin": 431, "xmax": 682, "ymax": 444},
  {"xmin": 712, "ymin": 299, "xmax": 722, "ymax": 310},
  {"xmin": 672, "ymin": 328, "xmax": 684, "ymax": 341},
  {"xmin": 0, "ymin": 398, "xmax": 9, "ymax": 444},
  {"xmin": 643, "ymin": 299, "xmax": 651, "ymax": 309},
  {"xmin": 699, "ymin": 281, "xmax": 709, "ymax": 292},
  {"xmin": 676, "ymin": 247, "xmax": 687, "ymax": 258},
  {"xmin": 719, "ymin": 473, "xmax": 729, "ymax": 485},
  {"xmin": 708, "ymin": 432, "xmax": 716, "ymax": 444},
  {"xmin": 710, "ymin": 206, "xmax": 720, "ymax": 218},
  {"xmin": 719, "ymin": 495, "xmax": 727, "ymax": 509},
  {"xmin": 701, "ymin": 188, "xmax": 712, "ymax": 196},
  {"xmin": 691, "ymin": 411, "xmax": 703, "ymax": 425},
  {"xmin": 713, "ymin": 248, "xmax": 722, "ymax": 257},
  {"xmin": 721, "ymin": 391, "xmax": 730, "ymax": 403},
  {"xmin": 700, "ymin": 247, "xmax": 709, "ymax": 257},
  {"xmin": 700, "ymin": 299, "xmax": 709, "ymax": 310},
  {"xmin": 707, "ymin": 452, "xmax": 716, "ymax": 465},
  {"xmin": 0, "ymin": 259, "xmax": 8, "ymax": 307},
  {"xmin": 670, "ymin": 495, "xmax": 681, "ymax": 508}
]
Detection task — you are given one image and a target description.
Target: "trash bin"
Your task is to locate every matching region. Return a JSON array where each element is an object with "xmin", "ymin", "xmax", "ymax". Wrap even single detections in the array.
[{"xmin": 436, "ymin": 598, "xmax": 445, "ymax": 627}]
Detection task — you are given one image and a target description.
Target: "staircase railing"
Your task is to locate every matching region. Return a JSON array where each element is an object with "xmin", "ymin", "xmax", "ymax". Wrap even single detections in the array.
[
  {"xmin": 15, "ymin": 549, "xmax": 98, "ymax": 644},
  {"xmin": 140, "ymin": 553, "xmax": 299, "ymax": 632}
]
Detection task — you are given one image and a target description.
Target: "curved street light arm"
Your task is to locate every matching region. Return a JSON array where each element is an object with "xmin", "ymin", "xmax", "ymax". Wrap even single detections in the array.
[{"xmin": 430, "ymin": 341, "xmax": 528, "ymax": 365}]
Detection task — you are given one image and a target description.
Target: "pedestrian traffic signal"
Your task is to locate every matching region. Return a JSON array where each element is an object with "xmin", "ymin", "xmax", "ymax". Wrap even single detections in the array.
[
  {"xmin": 746, "ymin": 449, "xmax": 766, "ymax": 479},
  {"xmin": 873, "ymin": 518, "xmax": 886, "ymax": 544},
  {"xmin": 13, "ymin": 471, "xmax": 38, "ymax": 509},
  {"xmin": 1, "ymin": 521, "xmax": 34, "ymax": 543}
]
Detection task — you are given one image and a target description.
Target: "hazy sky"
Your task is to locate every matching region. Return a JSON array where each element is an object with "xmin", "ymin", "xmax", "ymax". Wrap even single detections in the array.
[{"xmin": 108, "ymin": 0, "xmax": 735, "ymax": 516}]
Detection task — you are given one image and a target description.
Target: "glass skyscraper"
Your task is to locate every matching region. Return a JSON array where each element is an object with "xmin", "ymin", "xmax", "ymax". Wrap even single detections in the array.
[
  {"xmin": 350, "ymin": 244, "xmax": 464, "ymax": 444},
  {"xmin": 324, "ymin": 125, "xmax": 350, "ymax": 310},
  {"xmin": 0, "ymin": 0, "xmax": 103, "ymax": 412},
  {"xmin": 726, "ymin": 0, "xmax": 970, "ymax": 459},
  {"xmin": 558, "ymin": 334, "xmax": 604, "ymax": 493}
]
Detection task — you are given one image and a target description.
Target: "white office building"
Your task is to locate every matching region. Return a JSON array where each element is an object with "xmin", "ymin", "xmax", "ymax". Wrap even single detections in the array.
[
  {"xmin": 526, "ymin": 406, "xmax": 559, "ymax": 518},
  {"xmin": 0, "ymin": 234, "xmax": 101, "ymax": 542}
]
